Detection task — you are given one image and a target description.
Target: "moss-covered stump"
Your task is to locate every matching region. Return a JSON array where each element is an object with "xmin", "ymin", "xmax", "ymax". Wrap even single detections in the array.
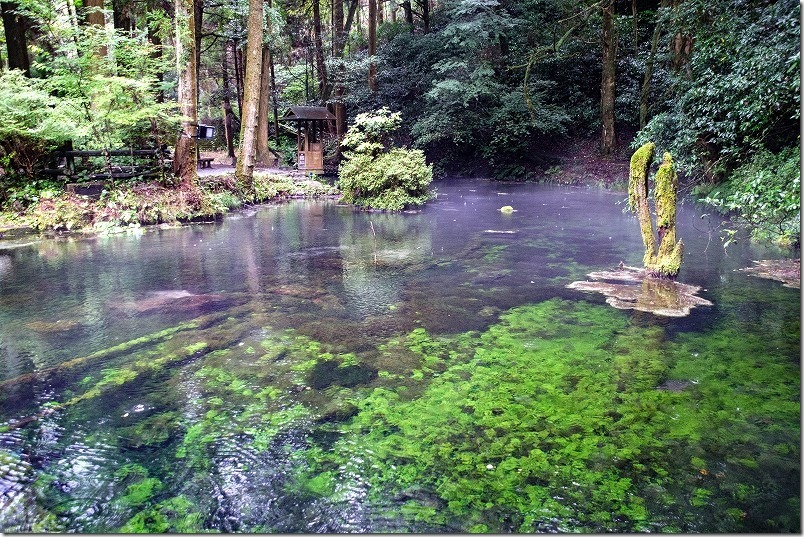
[
  {"xmin": 567, "ymin": 265, "xmax": 712, "ymax": 317},
  {"xmin": 628, "ymin": 143, "xmax": 684, "ymax": 279}
]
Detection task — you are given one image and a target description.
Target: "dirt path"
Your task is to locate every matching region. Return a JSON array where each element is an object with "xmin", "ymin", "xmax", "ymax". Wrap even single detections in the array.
[{"xmin": 196, "ymin": 151, "xmax": 320, "ymax": 181}]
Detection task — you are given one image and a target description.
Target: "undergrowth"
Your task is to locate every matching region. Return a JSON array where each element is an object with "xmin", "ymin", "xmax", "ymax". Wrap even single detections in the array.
[{"xmin": 8, "ymin": 172, "xmax": 338, "ymax": 233}]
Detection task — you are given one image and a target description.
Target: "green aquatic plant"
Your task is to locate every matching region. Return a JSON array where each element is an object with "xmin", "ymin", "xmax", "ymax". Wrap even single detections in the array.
[
  {"xmin": 292, "ymin": 298, "xmax": 799, "ymax": 532},
  {"xmin": 118, "ymin": 411, "xmax": 181, "ymax": 449},
  {"xmin": 118, "ymin": 495, "xmax": 205, "ymax": 533},
  {"xmin": 7, "ymin": 278, "xmax": 797, "ymax": 533},
  {"xmin": 119, "ymin": 477, "xmax": 163, "ymax": 507}
]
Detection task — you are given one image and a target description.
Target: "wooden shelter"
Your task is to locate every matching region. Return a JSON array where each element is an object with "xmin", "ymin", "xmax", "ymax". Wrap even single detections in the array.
[{"xmin": 281, "ymin": 106, "xmax": 336, "ymax": 173}]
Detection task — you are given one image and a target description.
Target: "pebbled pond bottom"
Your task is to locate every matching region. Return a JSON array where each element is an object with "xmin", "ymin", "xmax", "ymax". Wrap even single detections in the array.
[{"xmin": 0, "ymin": 180, "xmax": 799, "ymax": 532}]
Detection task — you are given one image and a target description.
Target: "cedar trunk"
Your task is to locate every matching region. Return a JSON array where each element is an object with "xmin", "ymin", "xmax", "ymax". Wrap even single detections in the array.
[
  {"xmin": 368, "ymin": 0, "xmax": 377, "ymax": 91},
  {"xmin": 600, "ymin": 0, "xmax": 617, "ymax": 156},
  {"xmin": 1, "ymin": 1, "xmax": 30, "ymax": 75},
  {"xmin": 221, "ymin": 46, "xmax": 237, "ymax": 164},
  {"xmin": 84, "ymin": 0, "xmax": 108, "ymax": 58},
  {"xmin": 173, "ymin": 0, "xmax": 198, "ymax": 185},
  {"xmin": 256, "ymin": 45, "xmax": 272, "ymax": 164},
  {"xmin": 639, "ymin": 0, "xmax": 667, "ymax": 129},
  {"xmin": 312, "ymin": 0, "xmax": 327, "ymax": 100},
  {"xmin": 332, "ymin": 0, "xmax": 348, "ymax": 138},
  {"xmin": 235, "ymin": 0, "xmax": 263, "ymax": 192},
  {"xmin": 418, "ymin": 0, "xmax": 429, "ymax": 33},
  {"xmin": 112, "ymin": 0, "xmax": 133, "ymax": 31}
]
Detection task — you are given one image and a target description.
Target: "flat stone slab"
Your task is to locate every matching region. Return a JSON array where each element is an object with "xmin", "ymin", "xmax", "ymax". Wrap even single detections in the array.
[
  {"xmin": 736, "ymin": 258, "xmax": 800, "ymax": 289},
  {"xmin": 567, "ymin": 265, "xmax": 713, "ymax": 317}
]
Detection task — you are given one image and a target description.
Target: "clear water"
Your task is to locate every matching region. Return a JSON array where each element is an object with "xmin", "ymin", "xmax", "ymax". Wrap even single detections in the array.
[{"xmin": 0, "ymin": 179, "xmax": 799, "ymax": 532}]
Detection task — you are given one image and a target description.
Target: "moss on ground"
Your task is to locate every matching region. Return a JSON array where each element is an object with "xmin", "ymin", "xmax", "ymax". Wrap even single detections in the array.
[{"xmin": 1, "ymin": 173, "xmax": 338, "ymax": 234}]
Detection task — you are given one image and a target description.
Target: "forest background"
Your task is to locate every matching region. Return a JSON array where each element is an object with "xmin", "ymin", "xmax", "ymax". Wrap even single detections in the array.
[{"xmin": 0, "ymin": 0, "xmax": 800, "ymax": 246}]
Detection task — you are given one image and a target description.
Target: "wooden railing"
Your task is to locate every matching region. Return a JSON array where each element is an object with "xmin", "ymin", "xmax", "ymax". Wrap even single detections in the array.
[{"xmin": 45, "ymin": 147, "xmax": 172, "ymax": 181}]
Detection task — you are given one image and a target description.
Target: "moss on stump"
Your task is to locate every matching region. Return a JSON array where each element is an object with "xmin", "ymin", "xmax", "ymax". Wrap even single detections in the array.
[{"xmin": 628, "ymin": 143, "xmax": 684, "ymax": 279}]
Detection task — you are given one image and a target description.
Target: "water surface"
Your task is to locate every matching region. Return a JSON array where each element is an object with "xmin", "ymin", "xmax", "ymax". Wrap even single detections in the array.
[{"xmin": 0, "ymin": 179, "xmax": 799, "ymax": 532}]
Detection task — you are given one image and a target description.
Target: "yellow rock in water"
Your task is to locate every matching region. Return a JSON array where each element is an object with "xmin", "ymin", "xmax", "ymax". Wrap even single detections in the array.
[{"xmin": 500, "ymin": 206, "xmax": 514, "ymax": 213}]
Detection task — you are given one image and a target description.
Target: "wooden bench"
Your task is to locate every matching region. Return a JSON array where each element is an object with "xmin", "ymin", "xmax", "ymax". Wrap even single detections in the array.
[{"xmin": 198, "ymin": 157, "xmax": 214, "ymax": 169}]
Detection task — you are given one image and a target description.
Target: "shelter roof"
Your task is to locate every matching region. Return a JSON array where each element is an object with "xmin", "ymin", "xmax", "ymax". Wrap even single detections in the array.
[{"xmin": 281, "ymin": 106, "xmax": 336, "ymax": 121}]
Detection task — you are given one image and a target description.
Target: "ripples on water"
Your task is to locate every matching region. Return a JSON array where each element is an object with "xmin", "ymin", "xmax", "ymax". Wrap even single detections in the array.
[{"xmin": 0, "ymin": 180, "xmax": 799, "ymax": 532}]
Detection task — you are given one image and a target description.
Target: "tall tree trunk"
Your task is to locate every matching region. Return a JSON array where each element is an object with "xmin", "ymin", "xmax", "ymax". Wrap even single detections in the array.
[
  {"xmin": 312, "ymin": 0, "xmax": 327, "ymax": 100},
  {"xmin": 400, "ymin": 0, "xmax": 412, "ymax": 29},
  {"xmin": 221, "ymin": 44, "xmax": 237, "ymax": 163},
  {"xmin": 83, "ymin": 0, "xmax": 104, "ymax": 26},
  {"xmin": 84, "ymin": 0, "xmax": 108, "ymax": 58},
  {"xmin": 147, "ymin": 20, "xmax": 164, "ymax": 101},
  {"xmin": 173, "ymin": 0, "xmax": 198, "ymax": 185},
  {"xmin": 377, "ymin": 0, "xmax": 383, "ymax": 24},
  {"xmin": 112, "ymin": 0, "xmax": 133, "ymax": 32},
  {"xmin": 341, "ymin": 0, "xmax": 358, "ymax": 55},
  {"xmin": 418, "ymin": 0, "xmax": 429, "ymax": 33},
  {"xmin": 1, "ymin": 2, "xmax": 30, "ymax": 75},
  {"xmin": 235, "ymin": 0, "xmax": 263, "ymax": 192},
  {"xmin": 194, "ymin": 0, "xmax": 203, "ymax": 81},
  {"xmin": 270, "ymin": 57, "xmax": 279, "ymax": 146},
  {"xmin": 639, "ymin": 0, "xmax": 667, "ymax": 130},
  {"xmin": 256, "ymin": 44, "xmax": 272, "ymax": 164},
  {"xmin": 332, "ymin": 0, "xmax": 347, "ymax": 138},
  {"xmin": 333, "ymin": 0, "xmax": 344, "ymax": 56},
  {"xmin": 600, "ymin": 0, "xmax": 617, "ymax": 156},
  {"xmin": 267, "ymin": 0, "xmax": 279, "ymax": 146},
  {"xmin": 368, "ymin": 0, "xmax": 377, "ymax": 91},
  {"xmin": 233, "ymin": 43, "xmax": 244, "ymax": 114}
]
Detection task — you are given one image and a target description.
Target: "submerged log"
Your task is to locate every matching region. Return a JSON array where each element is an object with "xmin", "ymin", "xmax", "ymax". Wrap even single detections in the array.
[
  {"xmin": 567, "ymin": 265, "xmax": 712, "ymax": 317},
  {"xmin": 737, "ymin": 258, "xmax": 801, "ymax": 289}
]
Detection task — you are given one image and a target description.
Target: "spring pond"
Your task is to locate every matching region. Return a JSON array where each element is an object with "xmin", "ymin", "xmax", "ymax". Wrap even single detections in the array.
[{"xmin": 0, "ymin": 179, "xmax": 800, "ymax": 533}]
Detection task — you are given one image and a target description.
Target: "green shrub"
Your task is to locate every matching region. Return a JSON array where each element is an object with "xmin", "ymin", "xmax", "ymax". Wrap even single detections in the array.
[
  {"xmin": 337, "ymin": 108, "xmax": 433, "ymax": 211},
  {"xmin": 701, "ymin": 146, "xmax": 800, "ymax": 247}
]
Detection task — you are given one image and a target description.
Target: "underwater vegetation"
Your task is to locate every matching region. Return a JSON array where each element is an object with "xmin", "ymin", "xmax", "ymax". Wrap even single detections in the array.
[
  {"xmin": 290, "ymin": 299, "xmax": 799, "ymax": 532},
  {"xmin": 0, "ymin": 187, "xmax": 799, "ymax": 533},
  {"xmin": 0, "ymin": 296, "xmax": 799, "ymax": 533}
]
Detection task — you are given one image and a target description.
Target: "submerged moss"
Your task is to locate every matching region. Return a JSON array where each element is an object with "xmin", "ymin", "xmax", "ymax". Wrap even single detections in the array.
[
  {"xmin": 7, "ymin": 279, "xmax": 797, "ymax": 533},
  {"xmin": 118, "ymin": 495, "xmax": 205, "ymax": 533},
  {"xmin": 292, "ymin": 298, "xmax": 800, "ymax": 533}
]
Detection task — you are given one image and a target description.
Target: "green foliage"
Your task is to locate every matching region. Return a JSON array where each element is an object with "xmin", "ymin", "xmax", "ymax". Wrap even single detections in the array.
[
  {"xmin": 26, "ymin": 192, "xmax": 96, "ymax": 231},
  {"xmin": 701, "ymin": 146, "xmax": 800, "ymax": 246},
  {"xmin": 341, "ymin": 107, "xmax": 403, "ymax": 154},
  {"xmin": 0, "ymin": 70, "xmax": 77, "ymax": 198},
  {"xmin": 637, "ymin": 0, "xmax": 800, "ymax": 179},
  {"xmin": 338, "ymin": 0, "xmax": 578, "ymax": 175},
  {"xmin": 338, "ymin": 109, "xmax": 433, "ymax": 210},
  {"xmin": 406, "ymin": 0, "xmax": 569, "ymax": 175},
  {"xmin": 0, "ymin": 21, "xmax": 179, "ymax": 203},
  {"xmin": 36, "ymin": 23, "xmax": 178, "ymax": 149},
  {"xmin": 118, "ymin": 495, "xmax": 205, "ymax": 533}
]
